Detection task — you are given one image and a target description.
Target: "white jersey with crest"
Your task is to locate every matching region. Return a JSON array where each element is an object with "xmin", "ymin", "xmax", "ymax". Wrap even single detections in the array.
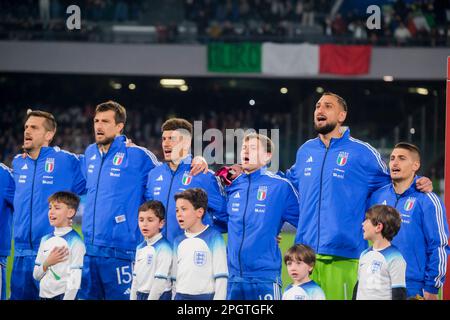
[
  {"xmin": 130, "ymin": 233, "xmax": 172, "ymax": 299},
  {"xmin": 282, "ymin": 280, "xmax": 326, "ymax": 300},
  {"xmin": 33, "ymin": 227, "xmax": 86, "ymax": 299},
  {"xmin": 356, "ymin": 245, "xmax": 406, "ymax": 300},
  {"xmin": 172, "ymin": 225, "xmax": 228, "ymax": 299}
]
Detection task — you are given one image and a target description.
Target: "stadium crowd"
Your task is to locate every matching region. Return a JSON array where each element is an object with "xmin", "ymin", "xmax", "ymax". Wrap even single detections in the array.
[{"xmin": 0, "ymin": 0, "xmax": 448, "ymax": 46}]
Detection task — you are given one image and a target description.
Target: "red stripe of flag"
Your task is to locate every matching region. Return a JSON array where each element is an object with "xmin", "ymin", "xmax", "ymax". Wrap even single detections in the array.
[{"xmin": 319, "ymin": 44, "xmax": 372, "ymax": 75}]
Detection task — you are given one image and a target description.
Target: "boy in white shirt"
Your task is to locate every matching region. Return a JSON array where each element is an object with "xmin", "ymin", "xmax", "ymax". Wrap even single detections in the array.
[
  {"xmin": 353, "ymin": 205, "xmax": 407, "ymax": 300},
  {"xmin": 172, "ymin": 188, "xmax": 228, "ymax": 300},
  {"xmin": 283, "ymin": 244, "xmax": 326, "ymax": 300},
  {"xmin": 130, "ymin": 200, "xmax": 173, "ymax": 300},
  {"xmin": 33, "ymin": 191, "xmax": 85, "ymax": 300}
]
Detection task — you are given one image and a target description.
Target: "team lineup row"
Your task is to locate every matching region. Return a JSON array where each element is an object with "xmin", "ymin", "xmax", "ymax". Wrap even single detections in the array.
[{"xmin": 0, "ymin": 92, "xmax": 448, "ymax": 300}]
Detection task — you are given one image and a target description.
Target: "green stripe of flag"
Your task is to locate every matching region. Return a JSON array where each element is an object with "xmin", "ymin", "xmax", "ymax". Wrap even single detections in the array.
[{"xmin": 208, "ymin": 43, "xmax": 262, "ymax": 73}]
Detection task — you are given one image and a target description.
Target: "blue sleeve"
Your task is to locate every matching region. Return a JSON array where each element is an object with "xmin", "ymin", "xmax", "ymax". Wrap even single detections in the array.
[
  {"xmin": 0, "ymin": 164, "xmax": 15, "ymax": 207},
  {"xmin": 138, "ymin": 147, "xmax": 160, "ymax": 197},
  {"xmin": 144, "ymin": 171, "xmax": 154, "ymax": 201},
  {"xmin": 366, "ymin": 191, "xmax": 380, "ymax": 212},
  {"xmin": 71, "ymin": 154, "xmax": 86, "ymax": 195},
  {"xmin": 79, "ymin": 153, "xmax": 87, "ymax": 181},
  {"xmin": 205, "ymin": 173, "xmax": 228, "ymax": 233},
  {"xmin": 421, "ymin": 193, "xmax": 449, "ymax": 294},
  {"xmin": 364, "ymin": 147, "xmax": 390, "ymax": 193},
  {"xmin": 281, "ymin": 181, "xmax": 299, "ymax": 228},
  {"xmin": 285, "ymin": 148, "xmax": 301, "ymax": 191}
]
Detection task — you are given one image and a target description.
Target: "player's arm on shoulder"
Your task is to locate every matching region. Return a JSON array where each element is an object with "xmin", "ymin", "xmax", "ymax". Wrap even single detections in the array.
[
  {"xmin": 71, "ymin": 154, "xmax": 86, "ymax": 195},
  {"xmin": 415, "ymin": 176, "xmax": 433, "ymax": 193},
  {"xmin": 207, "ymin": 174, "xmax": 229, "ymax": 233},
  {"xmin": 364, "ymin": 146, "xmax": 390, "ymax": 193}
]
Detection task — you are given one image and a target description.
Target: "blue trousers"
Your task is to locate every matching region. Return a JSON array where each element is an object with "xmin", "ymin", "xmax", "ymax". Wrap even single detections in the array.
[
  {"xmin": 79, "ymin": 255, "xmax": 134, "ymax": 300},
  {"xmin": 10, "ymin": 255, "xmax": 40, "ymax": 300},
  {"xmin": 227, "ymin": 276, "xmax": 282, "ymax": 300}
]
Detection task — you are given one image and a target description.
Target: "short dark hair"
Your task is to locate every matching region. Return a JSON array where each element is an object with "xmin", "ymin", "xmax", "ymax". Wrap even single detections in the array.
[
  {"xmin": 95, "ymin": 100, "xmax": 127, "ymax": 127},
  {"xmin": 394, "ymin": 142, "xmax": 421, "ymax": 161},
  {"xmin": 161, "ymin": 118, "xmax": 193, "ymax": 136},
  {"xmin": 322, "ymin": 92, "xmax": 348, "ymax": 112},
  {"xmin": 366, "ymin": 205, "xmax": 402, "ymax": 241},
  {"xmin": 26, "ymin": 110, "xmax": 57, "ymax": 132},
  {"xmin": 174, "ymin": 188, "xmax": 208, "ymax": 214},
  {"xmin": 243, "ymin": 132, "xmax": 275, "ymax": 153},
  {"xmin": 138, "ymin": 200, "xmax": 166, "ymax": 221},
  {"xmin": 48, "ymin": 191, "xmax": 80, "ymax": 213},
  {"xmin": 284, "ymin": 244, "xmax": 316, "ymax": 275}
]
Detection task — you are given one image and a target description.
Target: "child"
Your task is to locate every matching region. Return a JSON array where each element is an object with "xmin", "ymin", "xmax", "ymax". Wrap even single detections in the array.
[
  {"xmin": 130, "ymin": 200, "xmax": 173, "ymax": 300},
  {"xmin": 33, "ymin": 191, "xmax": 85, "ymax": 300},
  {"xmin": 353, "ymin": 204, "xmax": 407, "ymax": 300},
  {"xmin": 282, "ymin": 244, "xmax": 326, "ymax": 300},
  {"xmin": 172, "ymin": 188, "xmax": 228, "ymax": 300}
]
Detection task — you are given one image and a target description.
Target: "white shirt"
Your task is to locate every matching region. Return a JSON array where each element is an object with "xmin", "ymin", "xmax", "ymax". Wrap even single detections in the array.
[
  {"xmin": 356, "ymin": 245, "xmax": 406, "ymax": 300},
  {"xmin": 172, "ymin": 225, "xmax": 228, "ymax": 299},
  {"xmin": 283, "ymin": 280, "xmax": 326, "ymax": 300},
  {"xmin": 33, "ymin": 227, "xmax": 86, "ymax": 299},
  {"xmin": 130, "ymin": 233, "xmax": 172, "ymax": 300}
]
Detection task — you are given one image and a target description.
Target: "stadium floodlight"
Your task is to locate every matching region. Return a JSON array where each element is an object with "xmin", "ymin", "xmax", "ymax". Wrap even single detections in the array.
[
  {"xmin": 416, "ymin": 88, "xmax": 429, "ymax": 95},
  {"xmin": 160, "ymin": 79, "xmax": 186, "ymax": 87},
  {"xmin": 128, "ymin": 83, "xmax": 136, "ymax": 90},
  {"xmin": 179, "ymin": 85, "xmax": 189, "ymax": 92},
  {"xmin": 249, "ymin": 99, "xmax": 255, "ymax": 106},
  {"xmin": 316, "ymin": 87, "xmax": 324, "ymax": 93},
  {"xmin": 383, "ymin": 75, "xmax": 394, "ymax": 82},
  {"xmin": 280, "ymin": 87, "xmax": 288, "ymax": 94}
]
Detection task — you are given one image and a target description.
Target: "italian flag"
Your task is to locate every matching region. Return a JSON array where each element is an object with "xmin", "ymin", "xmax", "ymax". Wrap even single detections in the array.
[{"xmin": 208, "ymin": 43, "xmax": 372, "ymax": 76}]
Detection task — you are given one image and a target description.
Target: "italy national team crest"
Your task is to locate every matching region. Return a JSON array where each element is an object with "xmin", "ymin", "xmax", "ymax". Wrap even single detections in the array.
[
  {"xmin": 404, "ymin": 198, "xmax": 416, "ymax": 211},
  {"xmin": 113, "ymin": 152, "xmax": 124, "ymax": 166},
  {"xmin": 45, "ymin": 158, "xmax": 55, "ymax": 173},
  {"xmin": 194, "ymin": 251, "xmax": 207, "ymax": 266},
  {"xmin": 336, "ymin": 152, "xmax": 349, "ymax": 166},
  {"xmin": 182, "ymin": 172, "xmax": 192, "ymax": 185},
  {"xmin": 257, "ymin": 186, "xmax": 268, "ymax": 201}
]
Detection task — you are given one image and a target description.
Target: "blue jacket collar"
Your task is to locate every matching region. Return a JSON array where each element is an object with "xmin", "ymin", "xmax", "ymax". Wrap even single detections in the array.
[
  {"xmin": 317, "ymin": 127, "xmax": 350, "ymax": 148},
  {"xmin": 242, "ymin": 166, "xmax": 268, "ymax": 179},
  {"xmin": 27, "ymin": 145, "xmax": 54, "ymax": 160},
  {"xmin": 97, "ymin": 135, "xmax": 126, "ymax": 156},
  {"xmin": 391, "ymin": 175, "xmax": 419, "ymax": 197},
  {"xmin": 163, "ymin": 154, "xmax": 193, "ymax": 173}
]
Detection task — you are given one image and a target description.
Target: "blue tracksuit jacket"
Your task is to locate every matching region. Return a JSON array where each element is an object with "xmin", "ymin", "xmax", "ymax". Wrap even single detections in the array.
[
  {"xmin": 81, "ymin": 135, "xmax": 160, "ymax": 257},
  {"xmin": 286, "ymin": 129, "xmax": 391, "ymax": 259},
  {"xmin": 226, "ymin": 167, "xmax": 299, "ymax": 281},
  {"xmin": 12, "ymin": 146, "xmax": 85, "ymax": 255},
  {"xmin": 145, "ymin": 155, "xmax": 227, "ymax": 245}
]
